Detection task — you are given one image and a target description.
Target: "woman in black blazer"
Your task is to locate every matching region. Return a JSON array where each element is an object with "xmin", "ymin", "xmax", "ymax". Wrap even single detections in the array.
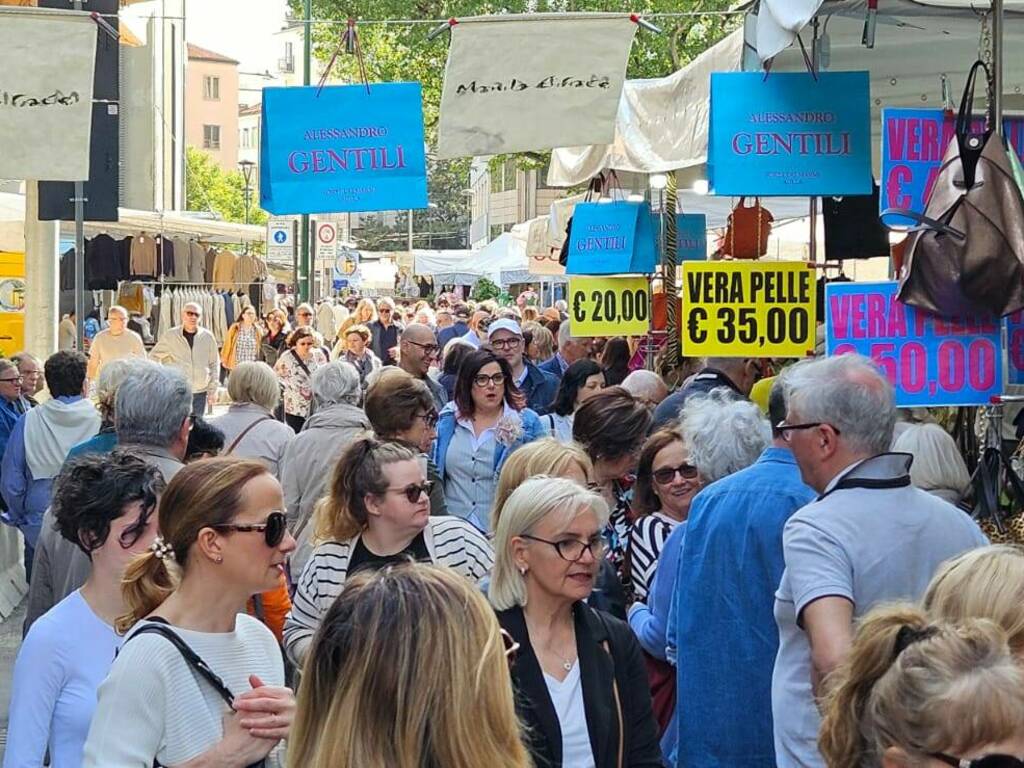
[{"xmin": 490, "ymin": 476, "xmax": 663, "ymax": 768}]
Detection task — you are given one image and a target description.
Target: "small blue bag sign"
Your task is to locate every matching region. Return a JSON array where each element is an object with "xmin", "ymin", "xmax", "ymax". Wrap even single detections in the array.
[
  {"xmin": 708, "ymin": 71, "xmax": 872, "ymax": 197},
  {"xmin": 566, "ymin": 201, "xmax": 657, "ymax": 275},
  {"xmin": 881, "ymin": 108, "xmax": 1024, "ymax": 227},
  {"xmin": 826, "ymin": 281, "xmax": 1002, "ymax": 407},
  {"xmin": 676, "ymin": 214, "xmax": 707, "ymax": 262},
  {"xmin": 260, "ymin": 82, "xmax": 428, "ymax": 215}
]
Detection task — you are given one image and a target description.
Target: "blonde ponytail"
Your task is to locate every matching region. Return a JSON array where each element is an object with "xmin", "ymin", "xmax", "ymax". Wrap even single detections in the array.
[{"xmin": 116, "ymin": 549, "xmax": 180, "ymax": 634}]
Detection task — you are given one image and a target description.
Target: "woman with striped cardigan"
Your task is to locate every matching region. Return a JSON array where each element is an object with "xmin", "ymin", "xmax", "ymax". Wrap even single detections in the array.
[{"xmin": 283, "ymin": 436, "xmax": 493, "ymax": 664}]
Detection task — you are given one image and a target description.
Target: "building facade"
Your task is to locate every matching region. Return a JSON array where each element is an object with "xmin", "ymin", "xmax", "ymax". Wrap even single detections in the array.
[{"xmin": 185, "ymin": 43, "xmax": 240, "ymax": 172}]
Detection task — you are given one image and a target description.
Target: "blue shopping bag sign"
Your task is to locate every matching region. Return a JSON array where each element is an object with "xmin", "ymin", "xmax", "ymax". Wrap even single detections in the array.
[
  {"xmin": 260, "ymin": 82, "xmax": 428, "ymax": 215},
  {"xmin": 566, "ymin": 201, "xmax": 657, "ymax": 275},
  {"xmin": 676, "ymin": 214, "xmax": 707, "ymax": 262},
  {"xmin": 708, "ymin": 71, "xmax": 872, "ymax": 197}
]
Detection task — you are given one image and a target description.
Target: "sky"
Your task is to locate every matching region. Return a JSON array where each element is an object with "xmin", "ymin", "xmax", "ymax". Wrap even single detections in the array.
[{"xmin": 184, "ymin": 0, "xmax": 290, "ymax": 73}]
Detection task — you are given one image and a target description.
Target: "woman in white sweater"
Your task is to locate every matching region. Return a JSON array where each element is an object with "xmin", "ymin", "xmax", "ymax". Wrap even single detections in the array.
[
  {"xmin": 283, "ymin": 436, "xmax": 494, "ymax": 666},
  {"xmin": 83, "ymin": 458, "xmax": 298, "ymax": 768}
]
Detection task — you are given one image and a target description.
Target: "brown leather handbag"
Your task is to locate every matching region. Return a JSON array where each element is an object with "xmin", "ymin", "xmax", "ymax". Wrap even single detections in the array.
[
  {"xmin": 721, "ymin": 198, "xmax": 773, "ymax": 260},
  {"xmin": 885, "ymin": 62, "xmax": 1024, "ymax": 318}
]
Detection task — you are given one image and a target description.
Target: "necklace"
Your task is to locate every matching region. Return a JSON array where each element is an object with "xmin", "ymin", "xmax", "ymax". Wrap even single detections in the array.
[{"xmin": 551, "ymin": 648, "xmax": 575, "ymax": 672}]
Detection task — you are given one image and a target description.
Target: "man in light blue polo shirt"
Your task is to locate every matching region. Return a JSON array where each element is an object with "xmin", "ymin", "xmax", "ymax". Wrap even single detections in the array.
[{"xmin": 771, "ymin": 354, "xmax": 987, "ymax": 768}]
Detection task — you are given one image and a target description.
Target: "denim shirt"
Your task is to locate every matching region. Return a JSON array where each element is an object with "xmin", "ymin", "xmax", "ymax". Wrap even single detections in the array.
[{"xmin": 669, "ymin": 446, "xmax": 815, "ymax": 768}]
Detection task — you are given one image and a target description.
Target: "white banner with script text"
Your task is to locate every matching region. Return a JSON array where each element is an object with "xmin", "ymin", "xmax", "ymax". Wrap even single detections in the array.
[
  {"xmin": 437, "ymin": 14, "xmax": 636, "ymax": 158},
  {"xmin": 0, "ymin": 8, "xmax": 97, "ymax": 181}
]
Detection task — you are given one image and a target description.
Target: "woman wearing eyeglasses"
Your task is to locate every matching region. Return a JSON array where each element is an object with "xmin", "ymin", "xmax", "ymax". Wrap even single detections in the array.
[
  {"xmin": 283, "ymin": 436, "xmax": 494, "ymax": 666},
  {"xmin": 82, "ymin": 458, "xmax": 297, "ymax": 768},
  {"xmin": 5, "ymin": 451, "xmax": 163, "ymax": 768},
  {"xmin": 288, "ymin": 563, "xmax": 531, "ymax": 768},
  {"xmin": 819, "ymin": 604, "xmax": 1024, "ymax": 768},
  {"xmin": 491, "ymin": 476, "xmax": 663, "ymax": 768},
  {"xmin": 274, "ymin": 326, "xmax": 328, "ymax": 434},
  {"xmin": 433, "ymin": 348, "xmax": 545, "ymax": 533},
  {"xmin": 628, "ymin": 428, "xmax": 702, "ymax": 604}
]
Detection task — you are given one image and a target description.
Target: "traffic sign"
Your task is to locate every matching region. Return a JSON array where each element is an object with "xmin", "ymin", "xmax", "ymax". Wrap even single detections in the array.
[
  {"xmin": 316, "ymin": 222, "xmax": 338, "ymax": 261},
  {"xmin": 267, "ymin": 219, "xmax": 295, "ymax": 260}
]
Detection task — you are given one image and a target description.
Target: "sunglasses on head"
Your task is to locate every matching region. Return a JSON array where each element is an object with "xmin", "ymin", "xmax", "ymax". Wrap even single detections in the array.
[
  {"xmin": 933, "ymin": 755, "xmax": 1024, "ymax": 768},
  {"xmin": 210, "ymin": 511, "xmax": 287, "ymax": 548},
  {"xmin": 387, "ymin": 480, "xmax": 434, "ymax": 503},
  {"xmin": 500, "ymin": 627, "xmax": 520, "ymax": 664}
]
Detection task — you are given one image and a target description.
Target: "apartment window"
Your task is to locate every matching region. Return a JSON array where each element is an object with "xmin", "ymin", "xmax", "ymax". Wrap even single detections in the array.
[
  {"xmin": 203, "ymin": 75, "xmax": 220, "ymax": 101},
  {"xmin": 203, "ymin": 124, "xmax": 221, "ymax": 150}
]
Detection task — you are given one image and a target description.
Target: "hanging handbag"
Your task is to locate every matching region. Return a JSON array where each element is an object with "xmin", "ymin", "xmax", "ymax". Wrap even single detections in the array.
[
  {"xmin": 967, "ymin": 446, "xmax": 1024, "ymax": 544},
  {"xmin": 559, "ymin": 175, "xmax": 612, "ymax": 267},
  {"xmin": 720, "ymin": 198, "xmax": 773, "ymax": 260},
  {"xmin": 883, "ymin": 62, "xmax": 1024, "ymax": 318}
]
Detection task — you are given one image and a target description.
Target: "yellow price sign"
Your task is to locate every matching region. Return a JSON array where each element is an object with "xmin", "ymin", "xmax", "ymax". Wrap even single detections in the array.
[
  {"xmin": 569, "ymin": 276, "xmax": 650, "ymax": 337},
  {"xmin": 681, "ymin": 262, "xmax": 816, "ymax": 357}
]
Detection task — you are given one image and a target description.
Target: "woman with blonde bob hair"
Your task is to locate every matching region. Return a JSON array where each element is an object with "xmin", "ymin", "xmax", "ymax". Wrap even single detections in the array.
[
  {"xmin": 491, "ymin": 477, "xmax": 663, "ymax": 768},
  {"xmin": 819, "ymin": 604, "xmax": 1024, "ymax": 768},
  {"xmin": 283, "ymin": 435, "xmax": 493, "ymax": 666},
  {"xmin": 288, "ymin": 563, "xmax": 530, "ymax": 768},
  {"xmin": 924, "ymin": 545, "xmax": 1024, "ymax": 656},
  {"xmin": 82, "ymin": 458, "xmax": 298, "ymax": 767}
]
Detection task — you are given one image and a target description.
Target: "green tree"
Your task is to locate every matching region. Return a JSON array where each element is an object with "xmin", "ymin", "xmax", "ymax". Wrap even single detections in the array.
[{"xmin": 185, "ymin": 147, "xmax": 268, "ymax": 226}]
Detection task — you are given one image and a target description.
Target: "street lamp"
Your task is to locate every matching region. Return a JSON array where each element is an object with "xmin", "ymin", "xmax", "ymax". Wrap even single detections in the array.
[{"xmin": 239, "ymin": 160, "xmax": 256, "ymax": 225}]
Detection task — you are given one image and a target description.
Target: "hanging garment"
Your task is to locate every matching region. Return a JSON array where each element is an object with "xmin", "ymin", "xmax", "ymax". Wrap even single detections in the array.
[
  {"xmin": 117, "ymin": 281, "xmax": 147, "ymax": 314},
  {"xmin": 213, "ymin": 250, "xmax": 238, "ymax": 291},
  {"xmin": 171, "ymin": 237, "xmax": 192, "ymax": 282},
  {"xmin": 823, "ymin": 182, "xmax": 890, "ymax": 260},
  {"xmin": 156, "ymin": 236, "xmax": 175, "ymax": 279},
  {"xmin": 130, "ymin": 234, "xmax": 158, "ymax": 278},
  {"xmin": 85, "ymin": 235, "xmax": 125, "ymax": 289},
  {"xmin": 189, "ymin": 241, "xmax": 206, "ymax": 283}
]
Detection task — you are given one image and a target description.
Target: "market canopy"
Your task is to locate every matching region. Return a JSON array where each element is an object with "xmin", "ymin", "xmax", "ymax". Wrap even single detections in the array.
[
  {"xmin": 412, "ymin": 249, "xmax": 473, "ymax": 277},
  {"xmin": 431, "ymin": 233, "xmax": 528, "ymax": 287},
  {"xmin": 549, "ymin": 1, "xmax": 1024, "ymax": 187}
]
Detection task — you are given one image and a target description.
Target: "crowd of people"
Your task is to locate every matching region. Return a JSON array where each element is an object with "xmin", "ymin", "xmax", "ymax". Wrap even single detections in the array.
[{"xmin": 2, "ymin": 291, "xmax": 1022, "ymax": 768}]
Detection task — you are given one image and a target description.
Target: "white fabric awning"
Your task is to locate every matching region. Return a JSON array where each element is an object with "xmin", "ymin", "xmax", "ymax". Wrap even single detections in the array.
[
  {"xmin": 432, "ymin": 233, "xmax": 528, "ymax": 287},
  {"xmin": 412, "ymin": 249, "xmax": 473, "ymax": 276}
]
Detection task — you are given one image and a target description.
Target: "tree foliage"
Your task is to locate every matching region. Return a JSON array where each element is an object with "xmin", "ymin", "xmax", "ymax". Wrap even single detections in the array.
[{"xmin": 185, "ymin": 147, "xmax": 268, "ymax": 227}]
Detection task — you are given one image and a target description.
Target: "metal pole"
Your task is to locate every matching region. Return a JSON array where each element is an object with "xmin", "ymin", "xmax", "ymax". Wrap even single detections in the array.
[
  {"xmin": 74, "ymin": 0, "xmax": 86, "ymax": 350},
  {"xmin": 300, "ymin": 0, "xmax": 313, "ymax": 302},
  {"xmin": 408, "ymin": 209, "xmax": 414, "ymax": 251},
  {"xmin": 993, "ymin": 0, "xmax": 1004, "ymax": 126}
]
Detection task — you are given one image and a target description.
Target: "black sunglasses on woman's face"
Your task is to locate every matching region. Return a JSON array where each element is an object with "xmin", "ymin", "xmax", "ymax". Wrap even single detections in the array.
[
  {"xmin": 933, "ymin": 754, "xmax": 1024, "ymax": 768},
  {"xmin": 210, "ymin": 511, "xmax": 287, "ymax": 548}
]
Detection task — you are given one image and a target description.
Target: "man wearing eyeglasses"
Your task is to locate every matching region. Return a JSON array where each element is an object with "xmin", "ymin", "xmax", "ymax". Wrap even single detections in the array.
[
  {"xmin": 149, "ymin": 303, "xmax": 220, "ymax": 415},
  {"xmin": 369, "ymin": 297, "xmax": 403, "ymax": 366},
  {"xmin": 486, "ymin": 319, "xmax": 557, "ymax": 415},
  {"xmin": 397, "ymin": 323, "xmax": 446, "ymax": 411},
  {"xmin": 85, "ymin": 305, "xmax": 145, "ymax": 385},
  {"xmin": 771, "ymin": 355, "xmax": 989, "ymax": 768}
]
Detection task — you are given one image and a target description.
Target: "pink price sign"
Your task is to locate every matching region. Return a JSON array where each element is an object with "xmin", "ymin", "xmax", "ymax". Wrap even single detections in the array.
[{"xmin": 825, "ymin": 281, "xmax": 1002, "ymax": 407}]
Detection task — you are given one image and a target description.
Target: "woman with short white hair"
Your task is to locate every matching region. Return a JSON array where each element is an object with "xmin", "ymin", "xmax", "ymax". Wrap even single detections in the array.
[
  {"xmin": 892, "ymin": 422, "xmax": 971, "ymax": 505},
  {"xmin": 209, "ymin": 361, "xmax": 295, "ymax": 477},
  {"xmin": 491, "ymin": 476, "xmax": 662, "ymax": 768},
  {"xmin": 680, "ymin": 388, "xmax": 770, "ymax": 484}
]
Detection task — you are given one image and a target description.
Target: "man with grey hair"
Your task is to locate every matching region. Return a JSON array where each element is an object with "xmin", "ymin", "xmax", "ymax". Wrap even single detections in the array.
[
  {"xmin": 85, "ymin": 304, "xmax": 145, "ymax": 384},
  {"xmin": 149, "ymin": 302, "xmax": 220, "ymax": 415},
  {"xmin": 771, "ymin": 354, "xmax": 988, "ymax": 768},
  {"xmin": 24, "ymin": 361, "xmax": 190, "ymax": 632},
  {"xmin": 537, "ymin": 320, "xmax": 593, "ymax": 382},
  {"xmin": 621, "ymin": 369, "xmax": 669, "ymax": 410},
  {"xmin": 281, "ymin": 361, "xmax": 370, "ymax": 575},
  {"xmin": 11, "ymin": 352, "xmax": 44, "ymax": 409},
  {"xmin": 650, "ymin": 356, "xmax": 764, "ymax": 431}
]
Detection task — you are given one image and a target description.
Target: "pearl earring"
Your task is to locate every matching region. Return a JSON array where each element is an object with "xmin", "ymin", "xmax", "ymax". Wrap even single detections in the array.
[
  {"xmin": 518, "ymin": 566, "xmax": 527, "ymax": 576},
  {"xmin": 215, "ymin": 556, "xmax": 224, "ymax": 564}
]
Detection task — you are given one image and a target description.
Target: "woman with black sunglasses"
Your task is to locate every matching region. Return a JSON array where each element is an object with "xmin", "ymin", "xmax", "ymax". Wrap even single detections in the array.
[
  {"xmin": 82, "ymin": 457, "xmax": 297, "ymax": 768},
  {"xmin": 6, "ymin": 451, "xmax": 163, "ymax": 768},
  {"xmin": 283, "ymin": 435, "xmax": 494, "ymax": 666},
  {"xmin": 820, "ymin": 604, "xmax": 1024, "ymax": 768}
]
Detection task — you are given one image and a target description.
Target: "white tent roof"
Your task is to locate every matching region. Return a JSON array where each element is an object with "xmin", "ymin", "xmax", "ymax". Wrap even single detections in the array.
[
  {"xmin": 413, "ymin": 249, "xmax": 473, "ymax": 276},
  {"xmin": 432, "ymin": 233, "xmax": 528, "ymax": 287}
]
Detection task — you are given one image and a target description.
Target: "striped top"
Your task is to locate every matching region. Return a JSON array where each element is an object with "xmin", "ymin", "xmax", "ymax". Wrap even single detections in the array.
[
  {"xmin": 628, "ymin": 513, "xmax": 680, "ymax": 602},
  {"xmin": 284, "ymin": 516, "xmax": 495, "ymax": 664}
]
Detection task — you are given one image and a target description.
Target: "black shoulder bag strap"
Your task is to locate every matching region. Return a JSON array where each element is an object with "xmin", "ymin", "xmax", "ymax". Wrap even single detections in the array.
[
  {"xmin": 125, "ymin": 619, "xmax": 236, "ymax": 706},
  {"xmin": 289, "ymin": 348, "xmax": 312, "ymax": 378}
]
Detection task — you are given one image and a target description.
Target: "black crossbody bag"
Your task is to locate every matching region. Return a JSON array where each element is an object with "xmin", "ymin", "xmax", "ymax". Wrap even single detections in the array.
[{"xmin": 122, "ymin": 618, "xmax": 266, "ymax": 768}]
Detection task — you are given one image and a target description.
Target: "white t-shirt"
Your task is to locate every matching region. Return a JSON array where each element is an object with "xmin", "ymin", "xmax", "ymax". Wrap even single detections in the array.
[{"xmin": 543, "ymin": 661, "xmax": 596, "ymax": 768}]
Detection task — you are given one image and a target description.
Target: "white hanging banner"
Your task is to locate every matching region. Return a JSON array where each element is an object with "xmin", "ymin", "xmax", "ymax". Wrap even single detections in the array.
[
  {"xmin": 0, "ymin": 8, "xmax": 97, "ymax": 181},
  {"xmin": 437, "ymin": 14, "xmax": 636, "ymax": 159}
]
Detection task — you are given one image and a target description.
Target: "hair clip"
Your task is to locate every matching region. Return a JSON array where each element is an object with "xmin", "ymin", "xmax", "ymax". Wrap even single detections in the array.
[{"xmin": 150, "ymin": 536, "xmax": 174, "ymax": 562}]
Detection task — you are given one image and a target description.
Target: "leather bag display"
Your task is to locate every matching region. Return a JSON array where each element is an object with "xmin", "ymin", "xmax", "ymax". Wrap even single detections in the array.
[
  {"xmin": 720, "ymin": 198, "xmax": 773, "ymax": 260},
  {"xmin": 885, "ymin": 62, "xmax": 1024, "ymax": 318}
]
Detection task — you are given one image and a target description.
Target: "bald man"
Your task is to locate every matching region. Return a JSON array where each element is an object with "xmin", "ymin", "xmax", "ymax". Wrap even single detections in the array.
[{"xmin": 398, "ymin": 323, "xmax": 446, "ymax": 410}]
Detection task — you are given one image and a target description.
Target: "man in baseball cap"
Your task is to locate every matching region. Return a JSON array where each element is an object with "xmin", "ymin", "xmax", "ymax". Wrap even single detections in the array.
[{"xmin": 487, "ymin": 318, "xmax": 558, "ymax": 415}]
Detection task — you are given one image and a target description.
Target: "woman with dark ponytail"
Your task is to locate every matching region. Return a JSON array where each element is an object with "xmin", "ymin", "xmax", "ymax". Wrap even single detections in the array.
[
  {"xmin": 82, "ymin": 457, "xmax": 298, "ymax": 768},
  {"xmin": 282, "ymin": 434, "xmax": 494, "ymax": 666},
  {"xmin": 819, "ymin": 604, "xmax": 1024, "ymax": 768}
]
